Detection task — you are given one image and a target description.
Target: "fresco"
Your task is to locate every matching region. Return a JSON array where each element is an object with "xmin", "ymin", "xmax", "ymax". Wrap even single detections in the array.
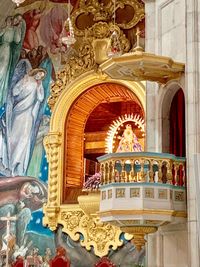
[{"xmin": 0, "ymin": 1, "xmax": 145, "ymax": 266}]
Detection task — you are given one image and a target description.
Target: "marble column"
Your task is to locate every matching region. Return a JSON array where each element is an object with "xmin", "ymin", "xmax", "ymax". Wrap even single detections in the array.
[
  {"xmin": 185, "ymin": 0, "xmax": 200, "ymax": 266},
  {"xmin": 145, "ymin": 82, "xmax": 161, "ymax": 152}
]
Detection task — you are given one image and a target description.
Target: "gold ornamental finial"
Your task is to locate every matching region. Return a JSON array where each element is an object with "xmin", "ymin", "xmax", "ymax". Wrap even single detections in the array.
[{"xmin": 133, "ymin": 27, "xmax": 144, "ymax": 53}]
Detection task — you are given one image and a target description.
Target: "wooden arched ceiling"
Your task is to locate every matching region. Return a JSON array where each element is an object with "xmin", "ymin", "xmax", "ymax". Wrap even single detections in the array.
[{"xmin": 63, "ymin": 82, "xmax": 144, "ymax": 203}]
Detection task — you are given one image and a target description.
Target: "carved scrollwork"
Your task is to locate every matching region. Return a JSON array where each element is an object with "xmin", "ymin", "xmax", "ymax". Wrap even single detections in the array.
[
  {"xmin": 48, "ymin": 40, "xmax": 96, "ymax": 110},
  {"xmin": 72, "ymin": 0, "xmax": 144, "ymax": 36},
  {"xmin": 79, "ymin": 216, "xmax": 123, "ymax": 256},
  {"xmin": 61, "ymin": 210, "xmax": 84, "ymax": 232},
  {"xmin": 44, "ymin": 132, "xmax": 62, "ymax": 206},
  {"xmin": 89, "ymin": 22, "xmax": 130, "ymax": 52},
  {"xmin": 115, "ymin": 0, "xmax": 144, "ymax": 29},
  {"xmin": 54, "ymin": 210, "xmax": 126, "ymax": 257},
  {"xmin": 43, "ymin": 132, "xmax": 62, "ymax": 230}
]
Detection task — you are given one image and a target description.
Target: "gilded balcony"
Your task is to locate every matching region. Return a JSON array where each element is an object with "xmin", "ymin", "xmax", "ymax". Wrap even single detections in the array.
[{"xmin": 97, "ymin": 152, "xmax": 187, "ymax": 248}]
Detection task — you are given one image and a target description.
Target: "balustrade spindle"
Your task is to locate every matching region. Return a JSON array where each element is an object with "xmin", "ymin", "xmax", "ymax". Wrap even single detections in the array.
[
  {"xmin": 121, "ymin": 160, "xmax": 126, "ymax": 182},
  {"xmin": 140, "ymin": 159, "xmax": 145, "ymax": 182},
  {"xmin": 109, "ymin": 161, "xmax": 112, "ymax": 183},
  {"xmin": 101, "ymin": 164, "xmax": 105, "ymax": 185},
  {"xmin": 166, "ymin": 161, "xmax": 173, "ymax": 184},
  {"xmin": 111, "ymin": 160, "xmax": 115, "ymax": 183},
  {"xmin": 158, "ymin": 161, "xmax": 163, "ymax": 183},
  {"xmin": 105, "ymin": 162, "xmax": 109, "ymax": 184},
  {"xmin": 125, "ymin": 161, "xmax": 130, "ymax": 183},
  {"xmin": 129, "ymin": 160, "xmax": 134, "ymax": 182},
  {"xmin": 174, "ymin": 163, "xmax": 179, "ymax": 186},
  {"xmin": 149, "ymin": 160, "xmax": 154, "ymax": 183}
]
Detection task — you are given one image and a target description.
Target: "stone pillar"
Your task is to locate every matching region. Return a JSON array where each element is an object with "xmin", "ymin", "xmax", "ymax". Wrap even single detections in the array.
[
  {"xmin": 145, "ymin": 0, "xmax": 162, "ymax": 153},
  {"xmin": 185, "ymin": 0, "xmax": 200, "ymax": 266},
  {"xmin": 145, "ymin": 0, "xmax": 156, "ymax": 53},
  {"xmin": 145, "ymin": 82, "xmax": 160, "ymax": 152}
]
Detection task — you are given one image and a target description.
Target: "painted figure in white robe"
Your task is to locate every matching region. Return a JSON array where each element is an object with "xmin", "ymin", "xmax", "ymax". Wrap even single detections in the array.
[{"xmin": 6, "ymin": 68, "xmax": 46, "ymax": 177}]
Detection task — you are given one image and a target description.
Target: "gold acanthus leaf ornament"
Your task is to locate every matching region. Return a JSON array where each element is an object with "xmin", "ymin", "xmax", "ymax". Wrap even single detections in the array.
[
  {"xmin": 48, "ymin": 22, "xmax": 130, "ymax": 110},
  {"xmin": 79, "ymin": 216, "xmax": 123, "ymax": 255},
  {"xmin": 72, "ymin": 0, "xmax": 144, "ymax": 36},
  {"xmin": 48, "ymin": 40, "xmax": 97, "ymax": 110},
  {"xmin": 58, "ymin": 210, "xmax": 124, "ymax": 258},
  {"xmin": 87, "ymin": 22, "xmax": 130, "ymax": 52}
]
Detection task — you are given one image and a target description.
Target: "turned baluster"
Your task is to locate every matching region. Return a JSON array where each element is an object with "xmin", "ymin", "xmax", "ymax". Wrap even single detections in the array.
[
  {"xmin": 125, "ymin": 160, "xmax": 130, "ymax": 183},
  {"xmin": 111, "ymin": 160, "xmax": 116, "ymax": 183},
  {"xmin": 140, "ymin": 159, "xmax": 145, "ymax": 182},
  {"xmin": 149, "ymin": 159, "xmax": 154, "ymax": 183},
  {"xmin": 174, "ymin": 163, "xmax": 180, "ymax": 186},
  {"xmin": 158, "ymin": 161, "xmax": 163, "ymax": 183},
  {"xmin": 101, "ymin": 164, "xmax": 105, "ymax": 185},
  {"xmin": 121, "ymin": 160, "xmax": 126, "ymax": 182},
  {"xmin": 105, "ymin": 162, "xmax": 109, "ymax": 184},
  {"xmin": 131, "ymin": 160, "xmax": 137, "ymax": 182},
  {"xmin": 166, "ymin": 160, "xmax": 173, "ymax": 184},
  {"xmin": 108, "ymin": 161, "xmax": 113, "ymax": 183}
]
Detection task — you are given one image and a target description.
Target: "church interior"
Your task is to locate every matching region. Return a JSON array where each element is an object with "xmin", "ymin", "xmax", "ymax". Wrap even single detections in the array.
[{"xmin": 0, "ymin": 0, "xmax": 199, "ymax": 266}]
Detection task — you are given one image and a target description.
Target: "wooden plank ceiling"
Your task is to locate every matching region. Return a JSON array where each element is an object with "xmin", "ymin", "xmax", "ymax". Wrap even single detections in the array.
[{"xmin": 63, "ymin": 82, "xmax": 144, "ymax": 203}]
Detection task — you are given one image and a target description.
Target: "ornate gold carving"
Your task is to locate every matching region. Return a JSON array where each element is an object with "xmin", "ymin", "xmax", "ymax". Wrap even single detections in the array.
[
  {"xmin": 79, "ymin": 215, "xmax": 123, "ymax": 257},
  {"xmin": 44, "ymin": 207, "xmax": 126, "ymax": 257},
  {"xmin": 115, "ymin": 0, "xmax": 144, "ymax": 29},
  {"xmin": 49, "ymin": 209, "xmax": 125, "ymax": 257},
  {"xmin": 44, "ymin": 132, "xmax": 62, "ymax": 206},
  {"xmin": 43, "ymin": 132, "xmax": 62, "ymax": 231},
  {"xmin": 49, "ymin": 11, "xmax": 134, "ymax": 110},
  {"xmin": 43, "ymin": 206, "xmax": 60, "ymax": 231},
  {"xmin": 121, "ymin": 226, "xmax": 157, "ymax": 251},
  {"xmin": 89, "ymin": 23, "xmax": 130, "ymax": 53},
  {"xmin": 48, "ymin": 40, "xmax": 96, "ymax": 110},
  {"xmin": 72, "ymin": 0, "xmax": 144, "ymax": 35},
  {"xmin": 61, "ymin": 210, "xmax": 84, "ymax": 232}
]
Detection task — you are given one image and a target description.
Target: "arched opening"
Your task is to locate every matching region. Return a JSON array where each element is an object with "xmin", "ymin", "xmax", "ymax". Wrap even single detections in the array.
[
  {"xmin": 169, "ymin": 89, "xmax": 185, "ymax": 157},
  {"xmin": 63, "ymin": 82, "xmax": 144, "ymax": 203},
  {"xmin": 162, "ymin": 87, "xmax": 185, "ymax": 157}
]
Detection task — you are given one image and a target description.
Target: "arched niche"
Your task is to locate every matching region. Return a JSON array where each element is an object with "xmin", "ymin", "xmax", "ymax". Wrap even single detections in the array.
[
  {"xmin": 161, "ymin": 82, "xmax": 185, "ymax": 156},
  {"xmin": 48, "ymin": 72, "xmax": 145, "ymax": 205},
  {"xmin": 64, "ymin": 83, "xmax": 144, "ymax": 203}
]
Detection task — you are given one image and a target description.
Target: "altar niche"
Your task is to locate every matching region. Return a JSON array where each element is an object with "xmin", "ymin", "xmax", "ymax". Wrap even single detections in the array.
[{"xmin": 63, "ymin": 82, "xmax": 145, "ymax": 204}]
